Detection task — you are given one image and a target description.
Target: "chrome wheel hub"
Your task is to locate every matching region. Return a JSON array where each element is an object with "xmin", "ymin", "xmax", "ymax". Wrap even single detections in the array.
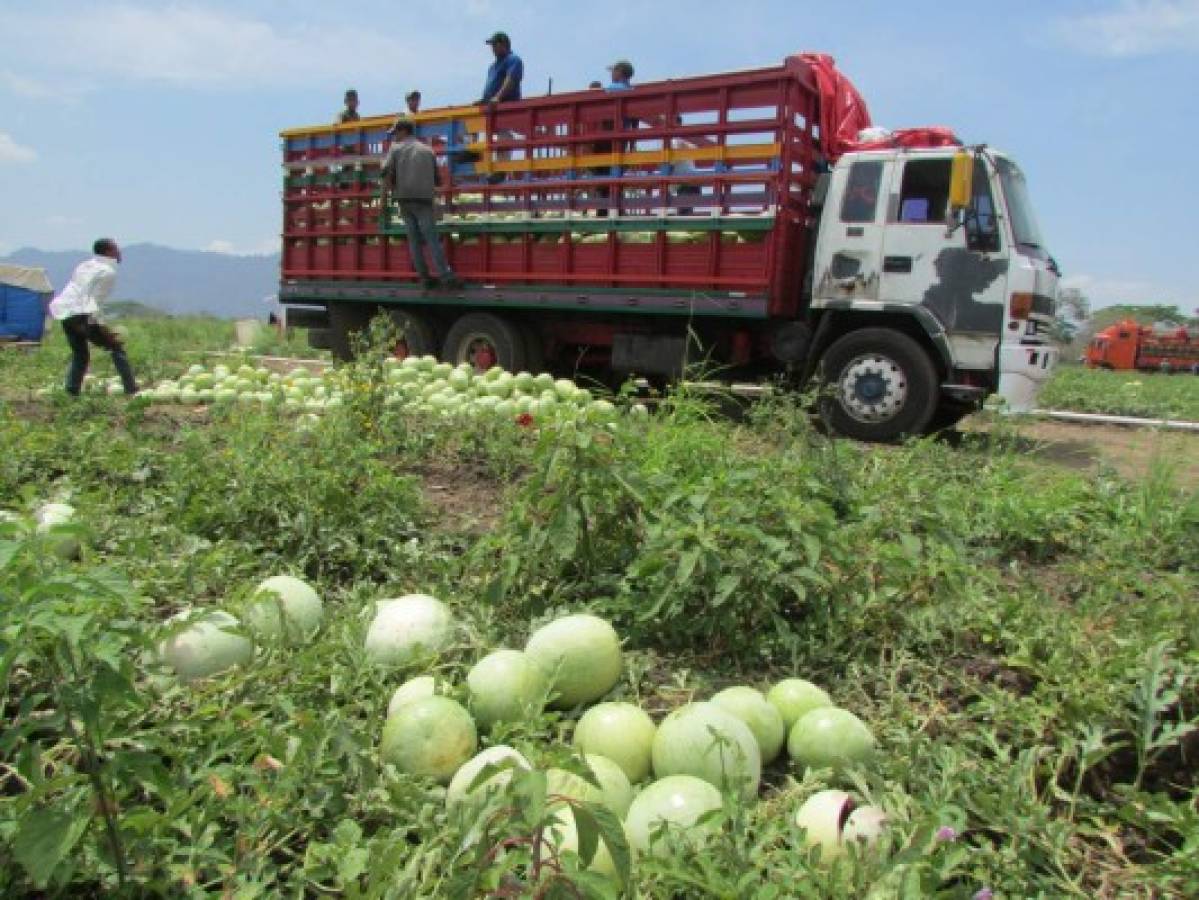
[{"xmin": 838, "ymin": 353, "xmax": 907, "ymax": 423}]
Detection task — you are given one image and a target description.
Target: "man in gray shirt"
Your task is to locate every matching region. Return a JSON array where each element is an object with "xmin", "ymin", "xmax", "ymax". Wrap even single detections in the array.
[{"xmin": 380, "ymin": 117, "xmax": 460, "ymax": 290}]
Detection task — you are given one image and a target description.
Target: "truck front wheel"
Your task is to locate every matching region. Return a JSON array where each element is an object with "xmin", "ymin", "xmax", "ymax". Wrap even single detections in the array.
[{"xmin": 817, "ymin": 328, "xmax": 938, "ymax": 442}]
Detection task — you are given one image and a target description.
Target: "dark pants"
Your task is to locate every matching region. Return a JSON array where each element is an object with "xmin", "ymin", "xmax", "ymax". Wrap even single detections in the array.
[
  {"xmin": 62, "ymin": 315, "xmax": 137, "ymax": 395},
  {"xmin": 398, "ymin": 200, "xmax": 453, "ymax": 280}
]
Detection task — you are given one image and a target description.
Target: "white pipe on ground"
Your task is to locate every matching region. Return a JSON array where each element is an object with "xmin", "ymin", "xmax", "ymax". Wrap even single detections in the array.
[{"xmin": 1030, "ymin": 409, "xmax": 1199, "ymax": 433}]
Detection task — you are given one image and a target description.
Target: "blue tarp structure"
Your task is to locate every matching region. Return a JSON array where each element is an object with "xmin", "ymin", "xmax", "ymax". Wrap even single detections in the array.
[{"xmin": 0, "ymin": 265, "xmax": 53, "ymax": 342}]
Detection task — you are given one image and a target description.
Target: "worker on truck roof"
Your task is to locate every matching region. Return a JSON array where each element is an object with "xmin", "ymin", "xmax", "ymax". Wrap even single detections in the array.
[
  {"xmin": 405, "ymin": 90, "xmax": 421, "ymax": 114},
  {"xmin": 606, "ymin": 60, "xmax": 634, "ymax": 91},
  {"xmin": 337, "ymin": 89, "xmax": 360, "ymax": 123},
  {"xmin": 380, "ymin": 117, "xmax": 462, "ymax": 291},
  {"xmin": 480, "ymin": 31, "xmax": 523, "ymax": 104}
]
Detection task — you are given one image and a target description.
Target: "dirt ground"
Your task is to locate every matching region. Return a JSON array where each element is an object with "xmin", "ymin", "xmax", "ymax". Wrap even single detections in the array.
[
  {"xmin": 415, "ymin": 459, "xmax": 508, "ymax": 535},
  {"xmin": 962, "ymin": 417, "xmax": 1199, "ymax": 488}
]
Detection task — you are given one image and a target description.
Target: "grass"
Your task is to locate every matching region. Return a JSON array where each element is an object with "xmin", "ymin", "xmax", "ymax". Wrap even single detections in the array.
[
  {"xmin": 0, "ymin": 316, "xmax": 330, "ymax": 398},
  {"xmin": 1039, "ymin": 365, "xmax": 1199, "ymax": 421},
  {"xmin": 249, "ymin": 324, "xmax": 331, "ymax": 360},
  {"xmin": 0, "ymin": 322, "xmax": 1196, "ymax": 897}
]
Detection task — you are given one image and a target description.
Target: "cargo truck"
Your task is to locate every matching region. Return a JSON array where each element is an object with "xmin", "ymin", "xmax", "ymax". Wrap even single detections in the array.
[
  {"xmin": 1084, "ymin": 319, "xmax": 1199, "ymax": 373},
  {"xmin": 278, "ymin": 52, "xmax": 1059, "ymax": 440}
]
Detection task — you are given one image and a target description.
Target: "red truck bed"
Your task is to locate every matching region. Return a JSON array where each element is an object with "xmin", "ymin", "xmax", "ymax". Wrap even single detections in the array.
[{"xmin": 279, "ymin": 54, "xmax": 869, "ymax": 321}]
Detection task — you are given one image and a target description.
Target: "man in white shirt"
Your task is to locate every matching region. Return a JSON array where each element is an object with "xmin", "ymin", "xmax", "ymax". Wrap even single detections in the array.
[{"xmin": 48, "ymin": 238, "xmax": 138, "ymax": 395}]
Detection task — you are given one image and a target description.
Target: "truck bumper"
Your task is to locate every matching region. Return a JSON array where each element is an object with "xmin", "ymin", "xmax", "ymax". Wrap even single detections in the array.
[{"xmin": 996, "ymin": 344, "xmax": 1058, "ymax": 412}]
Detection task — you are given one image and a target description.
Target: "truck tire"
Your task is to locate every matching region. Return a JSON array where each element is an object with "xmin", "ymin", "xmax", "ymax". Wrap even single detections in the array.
[
  {"xmin": 441, "ymin": 312, "xmax": 526, "ymax": 372},
  {"xmin": 521, "ymin": 321, "xmax": 546, "ymax": 374},
  {"xmin": 817, "ymin": 328, "xmax": 938, "ymax": 442},
  {"xmin": 307, "ymin": 328, "xmax": 333, "ymax": 350},
  {"xmin": 387, "ymin": 307, "xmax": 439, "ymax": 359},
  {"xmin": 328, "ymin": 303, "xmax": 376, "ymax": 362}
]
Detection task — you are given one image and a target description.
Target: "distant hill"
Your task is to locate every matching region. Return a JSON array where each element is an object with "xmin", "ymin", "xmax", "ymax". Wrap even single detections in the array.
[{"xmin": 0, "ymin": 244, "xmax": 280, "ymax": 319}]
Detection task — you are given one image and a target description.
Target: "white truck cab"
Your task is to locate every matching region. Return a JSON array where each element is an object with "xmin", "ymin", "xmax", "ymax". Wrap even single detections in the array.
[{"xmin": 810, "ymin": 146, "xmax": 1058, "ymax": 436}]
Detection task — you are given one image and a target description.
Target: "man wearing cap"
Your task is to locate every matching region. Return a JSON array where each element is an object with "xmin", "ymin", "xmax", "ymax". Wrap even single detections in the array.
[
  {"xmin": 606, "ymin": 60, "xmax": 634, "ymax": 91},
  {"xmin": 479, "ymin": 32, "xmax": 523, "ymax": 104},
  {"xmin": 380, "ymin": 117, "xmax": 461, "ymax": 291},
  {"xmin": 593, "ymin": 60, "xmax": 637, "ymax": 215},
  {"xmin": 405, "ymin": 90, "xmax": 421, "ymax": 115},
  {"xmin": 337, "ymin": 89, "xmax": 360, "ymax": 123}
]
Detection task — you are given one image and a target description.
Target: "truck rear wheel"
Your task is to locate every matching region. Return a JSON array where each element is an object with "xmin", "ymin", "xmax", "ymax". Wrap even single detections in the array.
[
  {"xmin": 328, "ymin": 303, "xmax": 376, "ymax": 362},
  {"xmin": 387, "ymin": 307, "xmax": 438, "ymax": 360},
  {"xmin": 817, "ymin": 328, "xmax": 938, "ymax": 442},
  {"xmin": 521, "ymin": 322, "xmax": 546, "ymax": 374},
  {"xmin": 441, "ymin": 313, "xmax": 526, "ymax": 373},
  {"xmin": 306, "ymin": 328, "xmax": 332, "ymax": 351}
]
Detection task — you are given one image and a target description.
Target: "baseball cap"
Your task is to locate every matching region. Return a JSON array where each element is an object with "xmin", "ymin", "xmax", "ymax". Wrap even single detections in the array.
[
  {"xmin": 608, "ymin": 60, "xmax": 634, "ymax": 78},
  {"xmin": 485, "ymin": 31, "xmax": 510, "ymax": 45},
  {"xmin": 388, "ymin": 115, "xmax": 415, "ymax": 133}
]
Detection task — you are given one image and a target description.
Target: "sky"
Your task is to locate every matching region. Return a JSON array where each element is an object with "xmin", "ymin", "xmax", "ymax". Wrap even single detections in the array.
[{"xmin": 1, "ymin": 0, "xmax": 1197, "ymax": 311}]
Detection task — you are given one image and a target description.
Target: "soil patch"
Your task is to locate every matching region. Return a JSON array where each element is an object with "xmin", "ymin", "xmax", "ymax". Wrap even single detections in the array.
[
  {"xmin": 961, "ymin": 417, "xmax": 1199, "ymax": 488},
  {"xmin": 415, "ymin": 459, "xmax": 508, "ymax": 535}
]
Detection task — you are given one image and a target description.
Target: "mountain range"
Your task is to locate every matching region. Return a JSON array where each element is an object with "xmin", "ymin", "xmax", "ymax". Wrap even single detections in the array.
[{"xmin": 1, "ymin": 244, "xmax": 281, "ymax": 319}]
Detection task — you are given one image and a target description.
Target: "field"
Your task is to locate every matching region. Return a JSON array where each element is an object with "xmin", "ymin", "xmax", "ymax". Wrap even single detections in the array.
[
  {"xmin": 1038, "ymin": 365, "xmax": 1199, "ymax": 422},
  {"xmin": 1, "ymin": 320, "xmax": 1197, "ymax": 898}
]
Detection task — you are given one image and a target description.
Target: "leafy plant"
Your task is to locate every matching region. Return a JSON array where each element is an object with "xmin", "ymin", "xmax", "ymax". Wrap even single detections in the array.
[{"xmin": 1, "ymin": 316, "xmax": 1197, "ymax": 897}]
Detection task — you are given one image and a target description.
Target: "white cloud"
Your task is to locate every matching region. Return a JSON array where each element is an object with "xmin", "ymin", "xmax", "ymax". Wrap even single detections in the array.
[
  {"xmin": 1053, "ymin": 1, "xmax": 1199, "ymax": 57},
  {"xmin": 0, "ymin": 5, "xmax": 453, "ymax": 89},
  {"xmin": 0, "ymin": 132, "xmax": 37, "ymax": 164},
  {"xmin": 0, "ymin": 71, "xmax": 90, "ymax": 102},
  {"xmin": 206, "ymin": 238, "xmax": 278, "ymax": 256}
]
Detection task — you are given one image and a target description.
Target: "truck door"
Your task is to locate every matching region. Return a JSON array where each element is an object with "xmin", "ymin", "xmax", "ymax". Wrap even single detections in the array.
[
  {"xmin": 813, "ymin": 158, "xmax": 887, "ymax": 302},
  {"xmin": 880, "ymin": 156, "xmax": 1008, "ymax": 370}
]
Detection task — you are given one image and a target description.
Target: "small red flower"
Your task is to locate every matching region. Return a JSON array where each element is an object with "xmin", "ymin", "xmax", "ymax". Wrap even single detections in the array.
[{"xmin": 515, "ymin": 412, "xmax": 535, "ymax": 428}]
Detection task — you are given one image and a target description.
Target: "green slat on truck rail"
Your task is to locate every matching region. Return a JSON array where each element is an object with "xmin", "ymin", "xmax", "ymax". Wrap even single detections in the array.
[{"xmin": 380, "ymin": 215, "xmax": 776, "ymax": 236}]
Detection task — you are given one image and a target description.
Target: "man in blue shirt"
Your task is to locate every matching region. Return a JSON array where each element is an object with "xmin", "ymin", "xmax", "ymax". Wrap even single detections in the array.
[
  {"xmin": 606, "ymin": 60, "xmax": 634, "ymax": 91},
  {"xmin": 480, "ymin": 32, "xmax": 523, "ymax": 104}
]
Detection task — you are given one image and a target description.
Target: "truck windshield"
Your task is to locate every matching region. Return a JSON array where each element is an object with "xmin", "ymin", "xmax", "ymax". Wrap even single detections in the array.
[{"xmin": 995, "ymin": 157, "xmax": 1047, "ymax": 260}]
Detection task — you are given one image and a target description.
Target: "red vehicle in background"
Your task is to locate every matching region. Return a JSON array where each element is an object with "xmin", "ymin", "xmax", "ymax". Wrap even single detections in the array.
[{"xmin": 1084, "ymin": 320, "xmax": 1199, "ymax": 373}]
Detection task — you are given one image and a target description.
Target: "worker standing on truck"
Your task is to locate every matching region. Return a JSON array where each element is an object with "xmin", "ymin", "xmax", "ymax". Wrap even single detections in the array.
[
  {"xmin": 337, "ymin": 89, "xmax": 360, "ymax": 123},
  {"xmin": 594, "ymin": 60, "xmax": 637, "ymax": 214},
  {"xmin": 480, "ymin": 32, "xmax": 523, "ymax": 104},
  {"xmin": 380, "ymin": 117, "xmax": 461, "ymax": 291},
  {"xmin": 605, "ymin": 60, "xmax": 634, "ymax": 91},
  {"xmin": 48, "ymin": 238, "xmax": 138, "ymax": 396},
  {"xmin": 405, "ymin": 90, "xmax": 421, "ymax": 114}
]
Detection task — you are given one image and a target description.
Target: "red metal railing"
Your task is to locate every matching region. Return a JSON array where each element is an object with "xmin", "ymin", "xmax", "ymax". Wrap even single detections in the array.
[{"xmin": 280, "ymin": 55, "xmax": 825, "ymax": 318}]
